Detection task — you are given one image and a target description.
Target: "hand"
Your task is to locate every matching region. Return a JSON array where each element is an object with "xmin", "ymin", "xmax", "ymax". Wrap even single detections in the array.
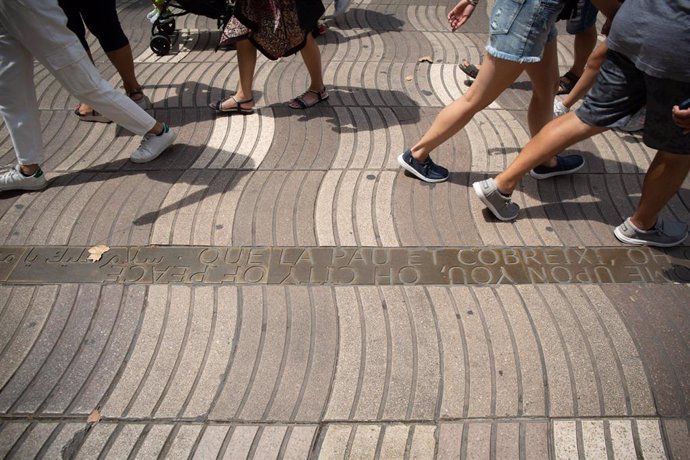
[
  {"xmin": 448, "ymin": 0, "xmax": 476, "ymax": 32},
  {"xmin": 672, "ymin": 104, "xmax": 690, "ymax": 135}
]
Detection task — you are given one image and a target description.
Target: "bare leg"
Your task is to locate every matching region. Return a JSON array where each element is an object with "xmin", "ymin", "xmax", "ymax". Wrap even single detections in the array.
[
  {"xmin": 569, "ymin": 24, "xmax": 597, "ymax": 78},
  {"xmin": 525, "ymin": 39, "xmax": 559, "ymax": 136},
  {"xmin": 288, "ymin": 34, "xmax": 326, "ymax": 107},
  {"xmin": 494, "ymin": 112, "xmax": 606, "ymax": 193},
  {"xmin": 221, "ymin": 39, "xmax": 256, "ymax": 110},
  {"xmin": 630, "ymin": 151, "xmax": 690, "ymax": 229},
  {"xmin": 105, "ymin": 44, "xmax": 142, "ymax": 97},
  {"xmin": 410, "ymin": 54, "xmax": 524, "ymax": 161},
  {"xmin": 561, "ymin": 40, "xmax": 607, "ymax": 109},
  {"xmin": 300, "ymin": 34, "xmax": 324, "ymax": 91}
]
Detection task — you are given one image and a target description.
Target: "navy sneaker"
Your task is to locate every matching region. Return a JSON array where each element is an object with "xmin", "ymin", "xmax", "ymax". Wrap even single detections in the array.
[
  {"xmin": 529, "ymin": 154, "xmax": 585, "ymax": 179},
  {"xmin": 397, "ymin": 149, "xmax": 449, "ymax": 183}
]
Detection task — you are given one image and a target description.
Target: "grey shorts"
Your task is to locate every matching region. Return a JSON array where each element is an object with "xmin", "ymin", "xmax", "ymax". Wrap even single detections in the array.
[{"xmin": 576, "ymin": 50, "xmax": 690, "ymax": 154}]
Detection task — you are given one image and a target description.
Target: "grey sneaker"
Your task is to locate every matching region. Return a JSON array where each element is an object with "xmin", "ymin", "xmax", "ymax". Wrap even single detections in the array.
[
  {"xmin": 130, "ymin": 124, "xmax": 176, "ymax": 163},
  {"xmin": 472, "ymin": 178, "xmax": 519, "ymax": 221},
  {"xmin": 0, "ymin": 165, "xmax": 48, "ymax": 192},
  {"xmin": 614, "ymin": 217, "xmax": 688, "ymax": 247}
]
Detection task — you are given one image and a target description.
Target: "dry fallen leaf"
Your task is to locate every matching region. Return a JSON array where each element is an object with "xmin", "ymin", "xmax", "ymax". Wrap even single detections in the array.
[
  {"xmin": 87, "ymin": 245, "xmax": 110, "ymax": 263},
  {"xmin": 405, "ymin": 75, "xmax": 413, "ymax": 81},
  {"xmin": 87, "ymin": 408, "xmax": 101, "ymax": 423},
  {"xmin": 418, "ymin": 55, "xmax": 433, "ymax": 63}
]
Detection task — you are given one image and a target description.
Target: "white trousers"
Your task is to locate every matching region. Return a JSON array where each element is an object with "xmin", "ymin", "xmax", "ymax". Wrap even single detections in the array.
[{"xmin": 0, "ymin": 0, "xmax": 156, "ymax": 165}]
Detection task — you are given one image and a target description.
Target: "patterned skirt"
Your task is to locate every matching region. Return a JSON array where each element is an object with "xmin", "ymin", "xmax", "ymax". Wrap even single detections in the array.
[{"xmin": 221, "ymin": 0, "xmax": 325, "ymax": 60}]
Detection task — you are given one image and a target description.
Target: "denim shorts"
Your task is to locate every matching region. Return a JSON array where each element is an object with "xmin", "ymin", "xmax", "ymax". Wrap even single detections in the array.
[
  {"xmin": 486, "ymin": 0, "xmax": 564, "ymax": 64},
  {"xmin": 577, "ymin": 50, "xmax": 690, "ymax": 155},
  {"xmin": 565, "ymin": 0, "xmax": 598, "ymax": 34}
]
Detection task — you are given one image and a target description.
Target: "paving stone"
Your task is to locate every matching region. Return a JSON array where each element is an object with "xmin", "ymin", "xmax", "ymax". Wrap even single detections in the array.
[
  {"xmin": 378, "ymin": 425, "xmax": 409, "ymax": 459},
  {"xmin": 282, "ymin": 426, "xmax": 317, "ymax": 459},
  {"xmin": 133, "ymin": 424, "xmax": 174, "ymax": 460},
  {"xmin": 353, "ymin": 287, "xmax": 387, "ymax": 420},
  {"xmin": 437, "ymin": 423, "xmax": 463, "ymax": 459},
  {"xmin": 635, "ymin": 420, "xmax": 667, "ymax": 460},
  {"xmin": 239, "ymin": 288, "xmax": 288, "ymax": 421},
  {"xmin": 0, "ymin": 422, "xmax": 29, "ymax": 457},
  {"xmin": 210, "ymin": 286, "xmax": 264, "ymax": 420},
  {"xmin": 166, "ymin": 425, "xmax": 202, "ymax": 459},
  {"xmin": 222, "ymin": 426, "xmax": 258, "ymax": 460},
  {"xmin": 408, "ymin": 425, "xmax": 436, "ymax": 459},
  {"xmin": 662, "ymin": 419, "xmax": 690, "ymax": 460},
  {"xmin": 580, "ymin": 420, "xmax": 607, "ymax": 460},
  {"xmin": 349, "ymin": 424, "xmax": 380, "ymax": 458},
  {"xmin": 495, "ymin": 422, "xmax": 519, "ymax": 460},
  {"xmin": 11, "ymin": 422, "xmax": 58, "ymax": 459},
  {"xmin": 318, "ymin": 424, "xmax": 351, "ymax": 458},
  {"xmin": 465, "ymin": 422, "xmax": 491, "ymax": 459},
  {"xmin": 608, "ymin": 420, "xmax": 637, "ymax": 459},
  {"xmin": 324, "ymin": 287, "xmax": 362, "ymax": 421},
  {"xmin": 252, "ymin": 426, "xmax": 287, "ymax": 459},
  {"xmin": 75, "ymin": 423, "xmax": 117, "ymax": 460},
  {"xmin": 194, "ymin": 425, "xmax": 230, "ymax": 459},
  {"xmin": 107, "ymin": 424, "xmax": 145, "ymax": 458},
  {"xmin": 553, "ymin": 420, "xmax": 578, "ymax": 460}
]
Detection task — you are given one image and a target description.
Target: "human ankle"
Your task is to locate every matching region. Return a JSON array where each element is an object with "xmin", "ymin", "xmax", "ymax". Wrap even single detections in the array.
[
  {"xmin": 629, "ymin": 216, "xmax": 657, "ymax": 231},
  {"xmin": 20, "ymin": 165, "xmax": 39, "ymax": 176},
  {"xmin": 494, "ymin": 176, "xmax": 514, "ymax": 196},
  {"xmin": 148, "ymin": 122, "xmax": 165, "ymax": 135}
]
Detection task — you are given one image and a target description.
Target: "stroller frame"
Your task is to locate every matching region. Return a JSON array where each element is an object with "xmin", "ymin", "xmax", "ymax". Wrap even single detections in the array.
[{"xmin": 150, "ymin": 0, "xmax": 235, "ymax": 56}]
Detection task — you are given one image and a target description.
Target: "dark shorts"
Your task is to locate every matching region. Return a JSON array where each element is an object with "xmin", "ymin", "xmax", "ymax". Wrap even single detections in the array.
[
  {"xmin": 58, "ymin": 0, "xmax": 129, "ymax": 53},
  {"xmin": 565, "ymin": 0, "xmax": 598, "ymax": 34},
  {"xmin": 576, "ymin": 50, "xmax": 690, "ymax": 155}
]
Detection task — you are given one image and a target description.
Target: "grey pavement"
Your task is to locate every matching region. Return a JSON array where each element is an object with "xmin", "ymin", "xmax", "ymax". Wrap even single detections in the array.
[{"xmin": 1, "ymin": 0, "xmax": 690, "ymax": 458}]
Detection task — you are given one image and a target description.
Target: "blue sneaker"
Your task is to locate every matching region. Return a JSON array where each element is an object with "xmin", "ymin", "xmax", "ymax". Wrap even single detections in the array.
[
  {"xmin": 397, "ymin": 149, "xmax": 449, "ymax": 183},
  {"xmin": 529, "ymin": 154, "xmax": 584, "ymax": 180}
]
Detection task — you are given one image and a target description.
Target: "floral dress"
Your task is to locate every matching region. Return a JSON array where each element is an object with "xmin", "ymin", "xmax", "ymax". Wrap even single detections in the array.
[{"xmin": 220, "ymin": 0, "xmax": 325, "ymax": 60}]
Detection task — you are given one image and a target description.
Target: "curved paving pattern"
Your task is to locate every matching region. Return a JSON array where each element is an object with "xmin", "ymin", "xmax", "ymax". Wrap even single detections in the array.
[{"xmin": 1, "ymin": 0, "xmax": 689, "ymax": 458}]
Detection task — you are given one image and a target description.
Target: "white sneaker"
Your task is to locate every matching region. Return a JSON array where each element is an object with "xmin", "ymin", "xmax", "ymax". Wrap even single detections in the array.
[
  {"xmin": 553, "ymin": 99, "xmax": 570, "ymax": 118},
  {"xmin": 130, "ymin": 125, "xmax": 176, "ymax": 163},
  {"xmin": 0, "ymin": 165, "xmax": 48, "ymax": 192}
]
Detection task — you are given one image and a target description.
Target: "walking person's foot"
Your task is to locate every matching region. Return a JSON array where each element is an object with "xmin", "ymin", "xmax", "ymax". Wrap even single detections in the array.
[
  {"xmin": 614, "ymin": 217, "xmax": 688, "ymax": 247},
  {"xmin": 397, "ymin": 149, "xmax": 449, "ymax": 183},
  {"xmin": 472, "ymin": 178, "xmax": 519, "ymax": 221},
  {"xmin": 130, "ymin": 123, "xmax": 176, "ymax": 163},
  {"xmin": 0, "ymin": 165, "xmax": 48, "ymax": 192},
  {"xmin": 529, "ymin": 154, "xmax": 585, "ymax": 179}
]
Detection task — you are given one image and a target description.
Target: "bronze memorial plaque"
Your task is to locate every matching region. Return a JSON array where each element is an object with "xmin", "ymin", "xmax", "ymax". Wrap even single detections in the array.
[{"xmin": 2, "ymin": 246, "xmax": 689, "ymax": 285}]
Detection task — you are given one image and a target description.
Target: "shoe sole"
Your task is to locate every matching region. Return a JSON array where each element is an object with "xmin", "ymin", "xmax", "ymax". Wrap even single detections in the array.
[
  {"xmin": 613, "ymin": 226, "xmax": 687, "ymax": 248},
  {"xmin": 0, "ymin": 184, "xmax": 47, "ymax": 192},
  {"xmin": 472, "ymin": 181, "xmax": 517, "ymax": 222},
  {"xmin": 130, "ymin": 145, "xmax": 172, "ymax": 163},
  {"xmin": 529, "ymin": 158, "xmax": 585, "ymax": 180},
  {"xmin": 397, "ymin": 153, "xmax": 448, "ymax": 183}
]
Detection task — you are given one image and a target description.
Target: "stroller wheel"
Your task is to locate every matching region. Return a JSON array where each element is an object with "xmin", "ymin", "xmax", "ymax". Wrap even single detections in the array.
[{"xmin": 151, "ymin": 34, "xmax": 171, "ymax": 56}]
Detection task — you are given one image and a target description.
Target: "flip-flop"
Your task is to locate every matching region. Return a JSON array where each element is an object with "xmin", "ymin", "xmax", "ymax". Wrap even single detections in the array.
[
  {"xmin": 209, "ymin": 96, "xmax": 255, "ymax": 114},
  {"xmin": 74, "ymin": 106, "xmax": 111, "ymax": 123},
  {"xmin": 557, "ymin": 71, "xmax": 580, "ymax": 95},
  {"xmin": 288, "ymin": 88, "xmax": 329, "ymax": 109},
  {"xmin": 459, "ymin": 59, "xmax": 480, "ymax": 79}
]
